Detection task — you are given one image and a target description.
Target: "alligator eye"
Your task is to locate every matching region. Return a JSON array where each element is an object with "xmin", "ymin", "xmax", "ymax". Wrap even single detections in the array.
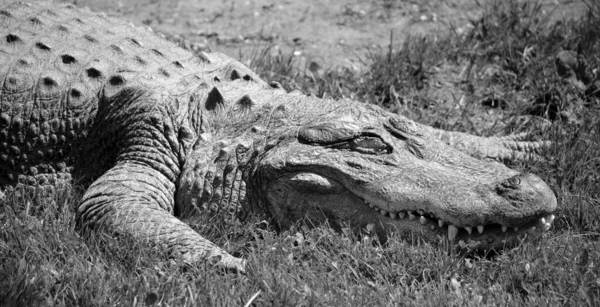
[
  {"xmin": 299, "ymin": 124, "xmax": 391, "ymax": 154},
  {"xmin": 350, "ymin": 136, "xmax": 391, "ymax": 154},
  {"xmin": 322, "ymin": 135, "xmax": 392, "ymax": 154}
]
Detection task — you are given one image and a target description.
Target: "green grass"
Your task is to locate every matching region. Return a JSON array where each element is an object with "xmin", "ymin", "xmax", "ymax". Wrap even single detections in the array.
[{"xmin": 2, "ymin": 0, "xmax": 600, "ymax": 306}]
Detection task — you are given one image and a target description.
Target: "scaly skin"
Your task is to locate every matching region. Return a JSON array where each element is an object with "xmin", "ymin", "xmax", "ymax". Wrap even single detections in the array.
[{"xmin": 0, "ymin": 2, "xmax": 556, "ymax": 273}]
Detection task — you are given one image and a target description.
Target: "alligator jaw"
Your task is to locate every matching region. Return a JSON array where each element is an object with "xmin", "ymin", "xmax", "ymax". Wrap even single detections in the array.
[
  {"xmin": 264, "ymin": 171, "xmax": 556, "ymax": 251},
  {"xmin": 366, "ymin": 199, "xmax": 556, "ymax": 249}
]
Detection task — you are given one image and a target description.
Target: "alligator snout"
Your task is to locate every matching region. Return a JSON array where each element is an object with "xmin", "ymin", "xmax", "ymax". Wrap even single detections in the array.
[
  {"xmin": 495, "ymin": 173, "xmax": 557, "ymax": 212},
  {"xmin": 499, "ymin": 173, "xmax": 548, "ymax": 191},
  {"xmin": 495, "ymin": 173, "xmax": 557, "ymax": 229},
  {"xmin": 518, "ymin": 173, "xmax": 556, "ymax": 203}
]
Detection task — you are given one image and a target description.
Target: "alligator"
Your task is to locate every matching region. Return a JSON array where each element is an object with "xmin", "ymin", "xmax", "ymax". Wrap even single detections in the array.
[{"xmin": 0, "ymin": 2, "xmax": 557, "ymax": 273}]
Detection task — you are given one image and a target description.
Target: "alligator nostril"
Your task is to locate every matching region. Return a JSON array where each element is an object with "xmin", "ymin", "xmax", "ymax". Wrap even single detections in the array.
[
  {"xmin": 494, "ymin": 174, "xmax": 526, "ymax": 199},
  {"xmin": 508, "ymin": 175, "xmax": 521, "ymax": 187},
  {"xmin": 501, "ymin": 175, "xmax": 522, "ymax": 189}
]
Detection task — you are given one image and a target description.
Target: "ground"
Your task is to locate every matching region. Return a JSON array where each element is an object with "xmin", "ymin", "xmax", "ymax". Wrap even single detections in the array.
[
  {"xmin": 61, "ymin": 0, "xmax": 587, "ymax": 133},
  {"xmin": 64, "ymin": 0, "xmax": 585, "ymax": 70}
]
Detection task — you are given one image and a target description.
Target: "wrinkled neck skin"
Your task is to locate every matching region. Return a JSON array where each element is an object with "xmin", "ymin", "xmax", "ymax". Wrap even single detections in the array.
[
  {"xmin": 176, "ymin": 79, "xmax": 556, "ymax": 251},
  {"xmin": 175, "ymin": 83, "xmax": 299, "ymax": 221},
  {"xmin": 175, "ymin": 135, "xmax": 267, "ymax": 221}
]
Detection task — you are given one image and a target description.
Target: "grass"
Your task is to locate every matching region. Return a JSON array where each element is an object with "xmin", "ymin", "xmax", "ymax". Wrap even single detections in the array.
[{"xmin": 2, "ymin": 0, "xmax": 600, "ymax": 305}]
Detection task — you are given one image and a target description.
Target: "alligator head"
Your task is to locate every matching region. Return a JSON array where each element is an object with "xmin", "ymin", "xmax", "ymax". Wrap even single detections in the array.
[{"xmin": 243, "ymin": 95, "xmax": 557, "ymax": 251}]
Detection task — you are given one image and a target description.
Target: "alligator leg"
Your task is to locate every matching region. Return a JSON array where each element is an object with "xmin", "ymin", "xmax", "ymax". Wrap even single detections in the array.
[
  {"xmin": 76, "ymin": 89, "xmax": 245, "ymax": 273},
  {"xmin": 78, "ymin": 162, "xmax": 246, "ymax": 273},
  {"xmin": 421, "ymin": 125, "xmax": 549, "ymax": 161}
]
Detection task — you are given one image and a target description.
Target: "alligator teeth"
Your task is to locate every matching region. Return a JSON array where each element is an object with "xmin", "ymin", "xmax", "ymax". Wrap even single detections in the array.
[
  {"xmin": 539, "ymin": 215, "xmax": 552, "ymax": 231},
  {"xmin": 364, "ymin": 202, "xmax": 553, "ymax": 239},
  {"xmin": 448, "ymin": 225, "xmax": 459, "ymax": 241},
  {"xmin": 465, "ymin": 226, "xmax": 472, "ymax": 235},
  {"xmin": 477, "ymin": 225, "xmax": 484, "ymax": 234}
]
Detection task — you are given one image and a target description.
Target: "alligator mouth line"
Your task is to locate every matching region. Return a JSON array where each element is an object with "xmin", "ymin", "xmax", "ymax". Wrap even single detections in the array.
[
  {"xmin": 364, "ymin": 201, "xmax": 555, "ymax": 245},
  {"xmin": 267, "ymin": 172, "xmax": 554, "ymax": 249}
]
